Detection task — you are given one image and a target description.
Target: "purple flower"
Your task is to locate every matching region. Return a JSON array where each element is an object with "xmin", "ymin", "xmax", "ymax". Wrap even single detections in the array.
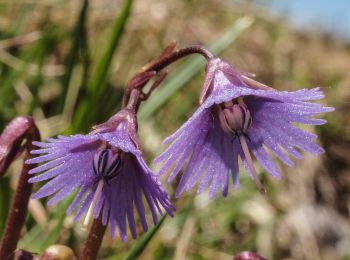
[
  {"xmin": 26, "ymin": 109, "xmax": 175, "ymax": 242},
  {"xmin": 154, "ymin": 58, "xmax": 334, "ymax": 198}
]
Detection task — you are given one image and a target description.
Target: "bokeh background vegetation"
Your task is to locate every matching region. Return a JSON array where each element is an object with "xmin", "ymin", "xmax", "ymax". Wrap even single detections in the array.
[{"xmin": 0, "ymin": 0, "xmax": 349, "ymax": 259}]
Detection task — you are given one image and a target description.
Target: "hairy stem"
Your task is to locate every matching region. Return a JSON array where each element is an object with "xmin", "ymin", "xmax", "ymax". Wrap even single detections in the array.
[
  {"xmin": 0, "ymin": 136, "xmax": 39, "ymax": 259},
  {"xmin": 80, "ymin": 213, "xmax": 107, "ymax": 260}
]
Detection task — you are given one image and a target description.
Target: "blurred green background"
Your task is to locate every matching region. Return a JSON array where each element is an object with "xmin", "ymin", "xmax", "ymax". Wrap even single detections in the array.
[{"xmin": 0, "ymin": 0, "xmax": 349, "ymax": 259}]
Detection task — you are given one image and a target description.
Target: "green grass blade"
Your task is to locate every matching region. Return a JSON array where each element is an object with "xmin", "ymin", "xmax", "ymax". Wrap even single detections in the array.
[
  {"xmin": 138, "ymin": 16, "xmax": 254, "ymax": 120},
  {"xmin": 57, "ymin": 0, "xmax": 89, "ymax": 113},
  {"xmin": 17, "ymin": 224, "xmax": 43, "ymax": 251},
  {"xmin": 122, "ymin": 216, "xmax": 166, "ymax": 260},
  {"xmin": 38, "ymin": 195, "xmax": 74, "ymax": 252},
  {"xmin": 71, "ymin": 0, "xmax": 133, "ymax": 132},
  {"xmin": 88, "ymin": 0, "xmax": 133, "ymax": 96}
]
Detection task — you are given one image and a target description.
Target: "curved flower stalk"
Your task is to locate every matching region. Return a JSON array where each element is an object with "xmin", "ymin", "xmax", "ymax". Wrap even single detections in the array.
[
  {"xmin": 26, "ymin": 109, "xmax": 175, "ymax": 242},
  {"xmin": 154, "ymin": 57, "xmax": 334, "ymax": 198},
  {"xmin": 0, "ymin": 116, "xmax": 40, "ymax": 260}
]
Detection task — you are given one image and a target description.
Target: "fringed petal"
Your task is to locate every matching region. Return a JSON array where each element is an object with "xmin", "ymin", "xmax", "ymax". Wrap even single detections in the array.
[{"xmin": 108, "ymin": 154, "xmax": 175, "ymax": 242}]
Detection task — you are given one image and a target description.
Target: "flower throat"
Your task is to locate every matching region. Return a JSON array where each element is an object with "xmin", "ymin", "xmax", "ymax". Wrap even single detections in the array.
[{"xmin": 218, "ymin": 97, "xmax": 252, "ymax": 136}]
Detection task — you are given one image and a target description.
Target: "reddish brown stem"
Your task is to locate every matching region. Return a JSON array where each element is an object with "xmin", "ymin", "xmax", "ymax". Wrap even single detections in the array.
[
  {"xmin": 0, "ymin": 143, "xmax": 39, "ymax": 259},
  {"xmin": 0, "ymin": 117, "xmax": 35, "ymax": 177},
  {"xmin": 80, "ymin": 214, "xmax": 107, "ymax": 260},
  {"xmin": 144, "ymin": 45, "xmax": 213, "ymax": 72},
  {"xmin": 122, "ymin": 45, "xmax": 214, "ymax": 108},
  {"xmin": 126, "ymin": 88, "xmax": 141, "ymax": 111}
]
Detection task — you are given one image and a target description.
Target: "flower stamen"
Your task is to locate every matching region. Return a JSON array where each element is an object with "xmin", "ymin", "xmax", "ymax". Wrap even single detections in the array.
[
  {"xmin": 83, "ymin": 149, "xmax": 123, "ymax": 230},
  {"xmin": 82, "ymin": 179, "xmax": 104, "ymax": 230},
  {"xmin": 241, "ymin": 75, "xmax": 275, "ymax": 91},
  {"xmin": 218, "ymin": 97, "xmax": 265, "ymax": 194},
  {"xmin": 239, "ymin": 135, "xmax": 266, "ymax": 194},
  {"xmin": 218, "ymin": 97, "xmax": 252, "ymax": 136},
  {"xmin": 93, "ymin": 149, "xmax": 122, "ymax": 184}
]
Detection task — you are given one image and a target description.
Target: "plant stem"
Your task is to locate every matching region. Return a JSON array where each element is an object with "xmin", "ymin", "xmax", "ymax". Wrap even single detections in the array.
[
  {"xmin": 239, "ymin": 135, "xmax": 266, "ymax": 194},
  {"xmin": 80, "ymin": 214, "xmax": 107, "ymax": 260},
  {"xmin": 145, "ymin": 45, "xmax": 214, "ymax": 72},
  {"xmin": 0, "ymin": 138, "xmax": 39, "ymax": 259},
  {"xmin": 123, "ymin": 45, "xmax": 214, "ymax": 108},
  {"xmin": 125, "ymin": 88, "xmax": 140, "ymax": 111}
]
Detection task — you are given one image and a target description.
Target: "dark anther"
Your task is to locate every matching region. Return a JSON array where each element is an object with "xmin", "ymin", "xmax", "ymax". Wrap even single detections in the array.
[{"xmin": 93, "ymin": 149, "xmax": 122, "ymax": 184}]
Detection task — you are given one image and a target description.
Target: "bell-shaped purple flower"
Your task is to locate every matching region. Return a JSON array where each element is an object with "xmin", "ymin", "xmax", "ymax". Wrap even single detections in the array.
[
  {"xmin": 26, "ymin": 109, "xmax": 175, "ymax": 242},
  {"xmin": 154, "ymin": 58, "xmax": 334, "ymax": 198}
]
